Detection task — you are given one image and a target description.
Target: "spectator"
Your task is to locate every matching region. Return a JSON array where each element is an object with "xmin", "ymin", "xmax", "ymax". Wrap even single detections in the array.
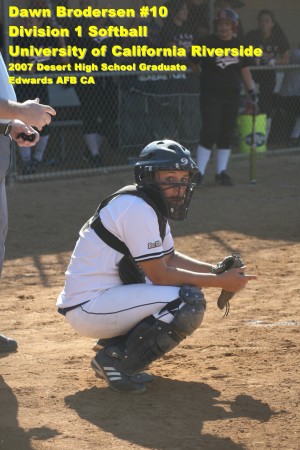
[
  {"xmin": 0, "ymin": 52, "xmax": 55, "ymax": 354},
  {"xmin": 159, "ymin": 0, "xmax": 199, "ymax": 97},
  {"xmin": 185, "ymin": 0, "xmax": 210, "ymax": 40},
  {"xmin": 67, "ymin": 1, "xmax": 118, "ymax": 167},
  {"xmin": 245, "ymin": 9, "xmax": 290, "ymax": 142},
  {"xmin": 279, "ymin": 45, "xmax": 300, "ymax": 147},
  {"xmin": 13, "ymin": 5, "xmax": 68, "ymax": 174},
  {"xmin": 214, "ymin": 0, "xmax": 245, "ymax": 38},
  {"xmin": 160, "ymin": 0, "xmax": 194, "ymax": 67},
  {"xmin": 190, "ymin": 8, "xmax": 256, "ymax": 186}
]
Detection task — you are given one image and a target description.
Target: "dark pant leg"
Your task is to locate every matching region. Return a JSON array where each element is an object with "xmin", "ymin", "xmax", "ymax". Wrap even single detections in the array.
[
  {"xmin": 75, "ymin": 83, "xmax": 101, "ymax": 134},
  {"xmin": 256, "ymin": 72, "xmax": 276, "ymax": 117},
  {"xmin": 217, "ymin": 92, "xmax": 240, "ymax": 148},
  {"xmin": 97, "ymin": 79, "xmax": 118, "ymax": 147},
  {"xmin": 199, "ymin": 92, "xmax": 225, "ymax": 149}
]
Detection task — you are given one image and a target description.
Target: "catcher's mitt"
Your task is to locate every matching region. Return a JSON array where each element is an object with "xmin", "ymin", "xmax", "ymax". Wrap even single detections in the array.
[{"xmin": 211, "ymin": 253, "xmax": 244, "ymax": 316}]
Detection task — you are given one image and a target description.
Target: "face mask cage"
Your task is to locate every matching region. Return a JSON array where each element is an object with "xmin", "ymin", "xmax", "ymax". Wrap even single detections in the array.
[{"xmin": 137, "ymin": 166, "xmax": 198, "ymax": 220}]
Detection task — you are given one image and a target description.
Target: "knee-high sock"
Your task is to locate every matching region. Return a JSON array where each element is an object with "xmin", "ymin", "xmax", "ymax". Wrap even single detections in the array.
[
  {"xmin": 196, "ymin": 145, "xmax": 211, "ymax": 175},
  {"xmin": 34, "ymin": 135, "xmax": 49, "ymax": 162},
  {"xmin": 84, "ymin": 133, "xmax": 100, "ymax": 156},
  {"xmin": 216, "ymin": 149, "xmax": 231, "ymax": 174}
]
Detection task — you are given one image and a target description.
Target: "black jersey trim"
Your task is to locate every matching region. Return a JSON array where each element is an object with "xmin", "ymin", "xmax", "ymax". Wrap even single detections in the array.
[{"xmin": 80, "ymin": 300, "xmax": 169, "ymax": 315}]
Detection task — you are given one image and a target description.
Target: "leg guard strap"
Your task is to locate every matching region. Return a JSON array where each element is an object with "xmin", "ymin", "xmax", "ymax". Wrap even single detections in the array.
[{"xmin": 117, "ymin": 319, "xmax": 182, "ymax": 373}]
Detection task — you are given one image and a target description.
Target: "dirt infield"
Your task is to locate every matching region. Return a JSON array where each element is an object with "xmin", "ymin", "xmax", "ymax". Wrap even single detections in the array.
[{"xmin": 1, "ymin": 152, "xmax": 300, "ymax": 450}]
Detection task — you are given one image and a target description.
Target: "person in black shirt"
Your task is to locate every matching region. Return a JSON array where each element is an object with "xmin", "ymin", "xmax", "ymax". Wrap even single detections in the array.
[
  {"xmin": 191, "ymin": 8, "xmax": 256, "ymax": 186},
  {"xmin": 13, "ymin": 12, "xmax": 68, "ymax": 174},
  {"xmin": 245, "ymin": 9, "xmax": 290, "ymax": 142},
  {"xmin": 186, "ymin": 0, "xmax": 210, "ymax": 41},
  {"xmin": 160, "ymin": 0, "xmax": 194, "ymax": 66},
  {"xmin": 67, "ymin": 13, "xmax": 118, "ymax": 167},
  {"xmin": 214, "ymin": 0, "xmax": 245, "ymax": 38}
]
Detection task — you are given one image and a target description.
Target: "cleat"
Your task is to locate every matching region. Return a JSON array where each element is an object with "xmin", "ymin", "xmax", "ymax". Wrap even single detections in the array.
[
  {"xmin": 0, "ymin": 334, "xmax": 18, "ymax": 354},
  {"xmin": 22, "ymin": 159, "xmax": 42, "ymax": 175},
  {"xmin": 94, "ymin": 368, "xmax": 154, "ymax": 384},
  {"xmin": 92, "ymin": 342, "xmax": 153, "ymax": 383},
  {"xmin": 91, "ymin": 349, "xmax": 146, "ymax": 394},
  {"xmin": 90, "ymin": 154, "xmax": 102, "ymax": 167},
  {"xmin": 22, "ymin": 162, "xmax": 36, "ymax": 175},
  {"xmin": 215, "ymin": 171, "xmax": 234, "ymax": 186}
]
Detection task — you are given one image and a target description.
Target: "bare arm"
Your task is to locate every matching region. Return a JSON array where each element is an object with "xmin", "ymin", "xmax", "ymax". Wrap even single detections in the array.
[
  {"xmin": 165, "ymin": 250, "xmax": 213, "ymax": 273},
  {"xmin": 241, "ymin": 66, "xmax": 255, "ymax": 92},
  {"xmin": 0, "ymin": 98, "xmax": 56, "ymax": 130},
  {"xmin": 139, "ymin": 255, "xmax": 256, "ymax": 292}
]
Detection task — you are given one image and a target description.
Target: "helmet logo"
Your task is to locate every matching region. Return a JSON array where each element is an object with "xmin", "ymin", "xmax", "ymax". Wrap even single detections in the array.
[{"xmin": 180, "ymin": 158, "xmax": 189, "ymax": 165}]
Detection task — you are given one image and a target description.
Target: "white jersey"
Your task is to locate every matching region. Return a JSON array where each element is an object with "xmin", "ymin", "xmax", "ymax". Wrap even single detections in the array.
[{"xmin": 57, "ymin": 194, "xmax": 174, "ymax": 308}]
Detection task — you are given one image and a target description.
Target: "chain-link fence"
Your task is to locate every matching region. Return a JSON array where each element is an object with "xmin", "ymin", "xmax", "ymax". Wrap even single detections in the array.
[
  {"xmin": 1, "ymin": 0, "xmax": 300, "ymax": 182},
  {"xmin": 5, "ymin": 63, "xmax": 299, "ymax": 182}
]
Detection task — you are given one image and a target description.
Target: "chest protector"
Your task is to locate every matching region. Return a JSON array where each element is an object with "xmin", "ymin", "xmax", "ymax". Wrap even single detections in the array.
[{"xmin": 84, "ymin": 185, "xmax": 167, "ymax": 285}]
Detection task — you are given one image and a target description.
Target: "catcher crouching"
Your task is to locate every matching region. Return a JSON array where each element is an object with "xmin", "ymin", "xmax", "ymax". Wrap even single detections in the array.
[{"xmin": 57, "ymin": 139, "xmax": 257, "ymax": 394}]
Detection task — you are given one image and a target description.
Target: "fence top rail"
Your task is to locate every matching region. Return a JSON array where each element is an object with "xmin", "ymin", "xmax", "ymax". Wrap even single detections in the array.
[{"xmin": 8, "ymin": 64, "xmax": 300, "ymax": 79}]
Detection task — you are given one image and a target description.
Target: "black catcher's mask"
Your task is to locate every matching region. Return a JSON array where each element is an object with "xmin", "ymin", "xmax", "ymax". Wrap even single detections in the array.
[{"xmin": 134, "ymin": 140, "xmax": 199, "ymax": 220}]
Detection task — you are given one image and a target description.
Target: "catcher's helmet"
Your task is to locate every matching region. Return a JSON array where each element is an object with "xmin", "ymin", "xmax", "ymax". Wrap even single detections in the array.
[
  {"xmin": 134, "ymin": 140, "xmax": 199, "ymax": 221},
  {"xmin": 215, "ymin": 8, "xmax": 239, "ymax": 31}
]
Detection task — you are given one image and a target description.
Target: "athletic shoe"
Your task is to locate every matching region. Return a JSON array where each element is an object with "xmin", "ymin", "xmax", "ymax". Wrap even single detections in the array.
[
  {"xmin": 22, "ymin": 161, "xmax": 36, "ymax": 175},
  {"xmin": 90, "ymin": 154, "xmax": 102, "ymax": 167},
  {"xmin": 287, "ymin": 137, "xmax": 300, "ymax": 148},
  {"xmin": 22, "ymin": 159, "xmax": 42, "ymax": 175},
  {"xmin": 94, "ymin": 366, "xmax": 154, "ymax": 384},
  {"xmin": 92, "ymin": 342, "xmax": 153, "ymax": 383},
  {"xmin": 81, "ymin": 153, "xmax": 102, "ymax": 167},
  {"xmin": 215, "ymin": 171, "xmax": 234, "ymax": 186},
  {"xmin": 91, "ymin": 349, "xmax": 147, "ymax": 394},
  {"xmin": 0, "ymin": 334, "xmax": 18, "ymax": 354},
  {"xmin": 31, "ymin": 159, "xmax": 43, "ymax": 171}
]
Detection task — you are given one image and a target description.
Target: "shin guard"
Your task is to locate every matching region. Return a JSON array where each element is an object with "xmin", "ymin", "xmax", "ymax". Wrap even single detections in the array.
[{"xmin": 116, "ymin": 286, "xmax": 206, "ymax": 373}]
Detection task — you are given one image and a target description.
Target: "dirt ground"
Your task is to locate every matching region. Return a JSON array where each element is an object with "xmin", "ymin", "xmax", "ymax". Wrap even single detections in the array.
[{"xmin": 1, "ymin": 152, "xmax": 300, "ymax": 450}]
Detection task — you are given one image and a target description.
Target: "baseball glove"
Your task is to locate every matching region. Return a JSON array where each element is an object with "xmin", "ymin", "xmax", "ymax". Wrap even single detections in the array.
[{"xmin": 211, "ymin": 253, "xmax": 244, "ymax": 316}]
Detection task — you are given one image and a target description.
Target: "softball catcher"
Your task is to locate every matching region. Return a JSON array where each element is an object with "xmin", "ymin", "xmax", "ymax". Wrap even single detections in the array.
[{"xmin": 57, "ymin": 140, "xmax": 256, "ymax": 393}]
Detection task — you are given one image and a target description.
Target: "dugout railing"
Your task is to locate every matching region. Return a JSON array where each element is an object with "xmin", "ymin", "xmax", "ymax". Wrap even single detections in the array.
[{"xmin": 7, "ymin": 64, "xmax": 300, "ymax": 183}]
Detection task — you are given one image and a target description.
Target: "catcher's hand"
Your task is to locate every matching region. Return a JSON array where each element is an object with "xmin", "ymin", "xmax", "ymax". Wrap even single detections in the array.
[{"xmin": 211, "ymin": 253, "xmax": 244, "ymax": 316}]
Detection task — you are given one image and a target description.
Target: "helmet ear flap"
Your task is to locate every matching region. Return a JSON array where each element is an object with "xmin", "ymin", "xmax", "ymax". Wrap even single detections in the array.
[{"xmin": 135, "ymin": 164, "xmax": 156, "ymax": 185}]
